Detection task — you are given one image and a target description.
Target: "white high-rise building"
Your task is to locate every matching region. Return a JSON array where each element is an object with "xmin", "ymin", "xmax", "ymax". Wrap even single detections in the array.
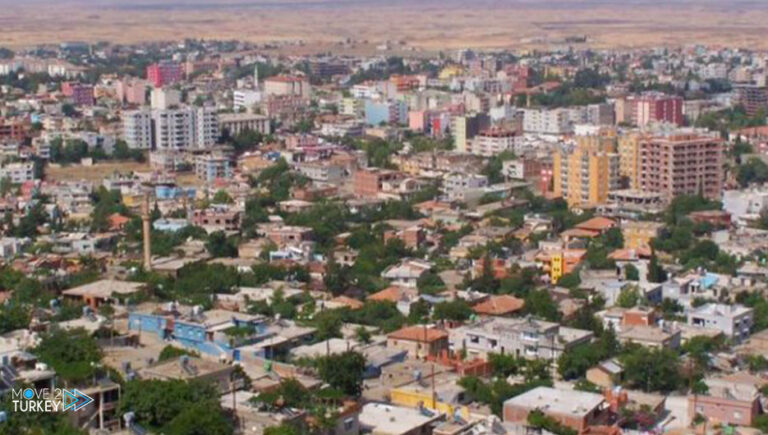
[
  {"xmin": 122, "ymin": 109, "xmax": 153, "ymax": 150},
  {"xmin": 122, "ymin": 106, "xmax": 218, "ymax": 150}
]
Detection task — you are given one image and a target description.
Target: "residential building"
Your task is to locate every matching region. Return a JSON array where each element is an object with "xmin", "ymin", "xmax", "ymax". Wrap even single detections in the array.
[
  {"xmin": 467, "ymin": 128, "xmax": 522, "ymax": 156},
  {"xmin": 264, "ymin": 75, "xmax": 311, "ymax": 99},
  {"xmin": 689, "ymin": 372, "xmax": 764, "ymax": 427},
  {"xmin": 121, "ymin": 109, "xmax": 153, "ymax": 149},
  {"xmin": 364, "ymin": 99, "xmax": 407, "ymax": 126},
  {"xmin": 503, "ymin": 387, "xmax": 609, "ymax": 432},
  {"xmin": 553, "ymin": 133, "xmax": 620, "ymax": 207},
  {"xmin": 146, "ymin": 61, "xmax": 182, "ymax": 88},
  {"xmin": 443, "ymin": 173, "xmax": 488, "ymax": 201},
  {"xmin": 353, "ymin": 168, "xmax": 403, "ymax": 198},
  {"xmin": 618, "ymin": 93, "xmax": 683, "ymax": 126},
  {"xmin": 219, "ymin": 113, "xmax": 271, "ymax": 136},
  {"xmin": 61, "ymin": 82, "xmax": 94, "ymax": 106},
  {"xmin": 522, "ymin": 108, "xmax": 571, "ymax": 135},
  {"xmin": 450, "ymin": 316, "xmax": 593, "ymax": 360},
  {"xmin": 191, "ymin": 207, "xmax": 241, "ymax": 232},
  {"xmin": 0, "ymin": 161, "xmax": 35, "ymax": 183},
  {"xmin": 359, "ymin": 403, "xmax": 443, "ymax": 435},
  {"xmin": 195, "ymin": 152, "xmax": 233, "ymax": 182},
  {"xmin": 734, "ymin": 84, "xmax": 768, "ymax": 116},
  {"xmin": 150, "ymin": 87, "xmax": 181, "ymax": 109},
  {"xmin": 233, "ymin": 89, "xmax": 262, "ymax": 112},
  {"xmin": 638, "ymin": 134, "xmax": 724, "ymax": 201},
  {"xmin": 687, "ymin": 303, "xmax": 753, "ymax": 342},
  {"xmin": 387, "ymin": 325, "xmax": 449, "ymax": 359},
  {"xmin": 452, "ymin": 113, "xmax": 490, "ymax": 152},
  {"xmin": 381, "ymin": 258, "xmax": 432, "ymax": 288}
]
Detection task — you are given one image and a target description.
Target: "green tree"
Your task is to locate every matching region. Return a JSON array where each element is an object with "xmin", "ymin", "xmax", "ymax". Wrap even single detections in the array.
[
  {"xmin": 624, "ymin": 264, "xmax": 640, "ymax": 281},
  {"xmin": 316, "ymin": 351, "xmax": 366, "ymax": 397},
  {"xmin": 33, "ymin": 328, "xmax": 102, "ymax": 385}
]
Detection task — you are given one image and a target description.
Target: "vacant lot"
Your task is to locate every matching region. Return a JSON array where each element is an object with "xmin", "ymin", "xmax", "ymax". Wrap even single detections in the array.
[
  {"xmin": 1, "ymin": 0, "xmax": 768, "ymax": 51},
  {"xmin": 46, "ymin": 161, "xmax": 151, "ymax": 183}
]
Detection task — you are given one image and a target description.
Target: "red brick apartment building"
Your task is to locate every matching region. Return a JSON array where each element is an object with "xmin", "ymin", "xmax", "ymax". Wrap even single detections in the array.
[
  {"xmin": 638, "ymin": 134, "xmax": 724, "ymax": 201},
  {"xmin": 0, "ymin": 119, "xmax": 28, "ymax": 142}
]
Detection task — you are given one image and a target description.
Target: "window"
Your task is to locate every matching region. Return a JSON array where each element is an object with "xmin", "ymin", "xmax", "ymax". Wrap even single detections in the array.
[
  {"xmin": 469, "ymin": 335, "xmax": 479, "ymax": 344},
  {"xmin": 734, "ymin": 411, "xmax": 742, "ymax": 420}
]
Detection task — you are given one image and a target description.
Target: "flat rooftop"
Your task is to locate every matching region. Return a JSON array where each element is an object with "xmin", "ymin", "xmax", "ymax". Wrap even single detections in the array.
[
  {"xmin": 504, "ymin": 386, "xmax": 604, "ymax": 418},
  {"xmin": 62, "ymin": 279, "xmax": 143, "ymax": 298}
]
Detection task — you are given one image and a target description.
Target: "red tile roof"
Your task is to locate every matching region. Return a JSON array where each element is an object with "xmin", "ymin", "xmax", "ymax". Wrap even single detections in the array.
[
  {"xmin": 388, "ymin": 326, "xmax": 448, "ymax": 343},
  {"xmin": 472, "ymin": 295, "xmax": 525, "ymax": 316}
]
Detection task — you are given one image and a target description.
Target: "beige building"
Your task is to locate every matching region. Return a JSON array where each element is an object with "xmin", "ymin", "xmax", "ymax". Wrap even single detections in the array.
[{"xmin": 553, "ymin": 132, "xmax": 620, "ymax": 207}]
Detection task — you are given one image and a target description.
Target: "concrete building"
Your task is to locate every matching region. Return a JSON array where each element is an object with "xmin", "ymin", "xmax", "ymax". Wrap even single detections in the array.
[
  {"xmin": 618, "ymin": 93, "xmax": 683, "ymax": 126},
  {"xmin": 503, "ymin": 387, "xmax": 609, "ymax": 432},
  {"xmin": 233, "ymin": 89, "xmax": 262, "ymax": 112},
  {"xmin": 734, "ymin": 84, "xmax": 768, "ymax": 116},
  {"xmin": 264, "ymin": 75, "xmax": 311, "ymax": 99},
  {"xmin": 452, "ymin": 113, "xmax": 490, "ymax": 152},
  {"xmin": 195, "ymin": 152, "xmax": 233, "ymax": 182},
  {"xmin": 387, "ymin": 325, "xmax": 449, "ymax": 359},
  {"xmin": 219, "ymin": 113, "xmax": 271, "ymax": 136},
  {"xmin": 638, "ymin": 134, "xmax": 724, "ymax": 201},
  {"xmin": 450, "ymin": 316, "xmax": 593, "ymax": 360},
  {"xmin": 359, "ymin": 402, "xmax": 443, "ymax": 435},
  {"xmin": 121, "ymin": 110, "xmax": 153, "ymax": 150},
  {"xmin": 687, "ymin": 303, "xmax": 753, "ymax": 342},
  {"xmin": 0, "ymin": 161, "xmax": 35, "ymax": 183},
  {"xmin": 364, "ymin": 99, "xmax": 407, "ymax": 126},
  {"xmin": 553, "ymin": 133, "xmax": 620, "ymax": 207},
  {"xmin": 146, "ymin": 61, "xmax": 182, "ymax": 88},
  {"xmin": 150, "ymin": 87, "xmax": 181, "ymax": 110},
  {"xmin": 61, "ymin": 82, "xmax": 94, "ymax": 106},
  {"xmin": 522, "ymin": 108, "xmax": 571, "ymax": 135},
  {"xmin": 467, "ymin": 128, "xmax": 522, "ymax": 156},
  {"xmin": 443, "ymin": 173, "xmax": 488, "ymax": 201}
]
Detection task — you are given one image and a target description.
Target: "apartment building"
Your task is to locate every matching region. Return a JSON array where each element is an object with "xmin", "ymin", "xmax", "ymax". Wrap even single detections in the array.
[
  {"xmin": 61, "ymin": 82, "xmax": 94, "ymax": 106},
  {"xmin": 617, "ymin": 93, "xmax": 683, "ymax": 127},
  {"xmin": 232, "ymin": 89, "xmax": 262, "ymax": 112},
  {"xmin": 0, "ymin": 161, "xmax": 35, "ymax": 183},
  {"xmin": 146, "ymin": 61, "xmax": 182, "ymax": 88},
  {"xmin": 452, "ymin": 113, "xmax": 491, "ymax": 152},
  {"xmin": 522, "ymin": 108, "xmax": 571, "ymax": 135},
  {"xmin": 450, "ymin": 316, "xmax": 593, "ymax": 360},
  {"xmin": 443, "ymin": 173, "xmax": 489, "ymax": 201},
  {"xmin": 638, "ymin": 134, "xmax": 724, "ymax": 201},
  {"xmin": 553, "ymin": 133, "xmax": 620, "ymax": 207},
  {"xmin": 218, "ymin": 113, "xmax": 271, "ymax": 136},
  {"xmin": 121, "ymin": 110, "xmax": 153, "ymax": 149},
  {"xmin": 364, "ymin": 99, "xmax": 407, "ymax": 126},
  {"xmin": 122, "ymin": 106, "xmax": 218, "ymax": 151},
  {"xmin": 195, "ymin": 152, "xmax": 233, "ymax": 182},
  {"xmin": 734, "ymin": 84, "xmax": 768, "ymax": 116},
  {"xmin": 263, "ymin": 75, "xmax": 311, "ymax": 99},
  {"xmin": 467, "ymin": 128, "xmax": 522, "ymax": 156},
  {"xmin": 687, "ymin": 303, "xmax": 753, "ymax": 342}
]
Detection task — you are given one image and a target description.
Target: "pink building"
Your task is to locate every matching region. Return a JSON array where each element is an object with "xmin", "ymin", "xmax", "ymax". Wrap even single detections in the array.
[
  {"xmin": 61, "ymin": 82, "xmax": 94, "ymax": 106},
  {"xmin": 117, "ymin": 79, "xmax": 148, "ymax": 105},
  {"xmin": 623, "ymin": 93, "xmax": 683, "ymax": 126},
  {"xmin": 146, "ymin": 62, "xmax": 182, "ymax": 88},
  {"xmin": 408, "ymin": 110, "xmax": 430, "ymax": 132}
]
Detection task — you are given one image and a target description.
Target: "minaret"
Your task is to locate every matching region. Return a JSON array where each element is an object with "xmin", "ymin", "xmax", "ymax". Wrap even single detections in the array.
[
  {"xmin": 253, "ymin": 65, "xmax": 259, "ymax": 90},
  {"xmin": 141, "ymin": 194, "xmax": 152, "ymax": 271}
]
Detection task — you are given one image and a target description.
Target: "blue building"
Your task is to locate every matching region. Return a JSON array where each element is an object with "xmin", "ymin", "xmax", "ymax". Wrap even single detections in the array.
[
  {"xmin": 155, "ymin": 185, "xmax": 196, "ymax": 200},
  {"xmin": 128, "ymin": 308, "xmax": 267, "ymax": 357},
  {"xmin": 364, "ymin": 99, "xmax": 407, "ymax": 126}
]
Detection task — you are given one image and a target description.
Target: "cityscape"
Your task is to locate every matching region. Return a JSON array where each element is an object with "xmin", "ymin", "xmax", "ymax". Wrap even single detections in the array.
[{"xmin": 3, "ymin": 1, "xmax": 768, "ymax": 435}]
